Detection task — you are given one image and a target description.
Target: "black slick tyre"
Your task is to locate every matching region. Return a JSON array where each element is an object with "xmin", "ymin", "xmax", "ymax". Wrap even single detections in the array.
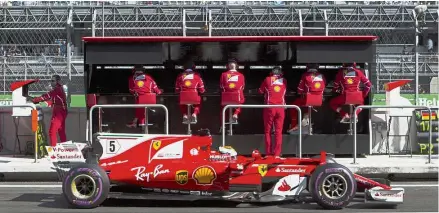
[
  {"xmin": 308, "ymin": 163, "xmax": 356, "ymax": 210},
  {"xmin": 62, "ymin": 163, "xmax": 110, "ymax": 209}
]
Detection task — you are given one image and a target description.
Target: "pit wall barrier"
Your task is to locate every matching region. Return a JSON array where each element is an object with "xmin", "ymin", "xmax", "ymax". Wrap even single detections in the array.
[{"xmin": 0, "ymin": 105, "xmax": 436, "ymax": 164}]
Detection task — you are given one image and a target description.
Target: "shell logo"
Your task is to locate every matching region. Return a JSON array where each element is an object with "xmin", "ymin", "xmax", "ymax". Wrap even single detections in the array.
[
  {"xmin": 47, "ymin": 147, "xmax": 53, "ymax": 153},
  {"xmin": 314, "ymin": 82, "xmax": 321, "ymax": 89},
  {"xmin": 184, "ymin": 80, "xmax": 191, "ymax": 87},
  {"xmin": 192, "ymin": 166, "xmax": 217, "ymax": 185},
  {"xmin": 229, "ymin": 83, "xmax": 235, "ymax": 89},
  {"xmin": 137, "ymin": 81, "xmax": 144, "ymax": 87},
  {"xmin": 346, "ymin": 78, "xmax": 353, "ymax": 84},
  {"xmin": 274, "ymin": 85, "xmax": 281, "ymax": 92}
]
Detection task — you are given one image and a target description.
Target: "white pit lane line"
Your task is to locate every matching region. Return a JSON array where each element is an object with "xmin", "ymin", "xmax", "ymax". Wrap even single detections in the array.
[{"xmin": 0, "ymin": 184, "xmax": 437, "ymax": 188}]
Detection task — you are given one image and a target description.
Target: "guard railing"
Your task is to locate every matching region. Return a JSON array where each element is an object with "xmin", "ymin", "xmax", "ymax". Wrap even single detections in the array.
[
  {"xmin": 353, "ymin": 105, "xmax": 434, "ymax": 164},
  {"xmin": 222, "ymin": 104, "xmax": 303, "ymax": 158},
  {"xmin": 88, "ymin": 104, "xmax": 169, "ymax": 143},
  {"xmin": 0, "ymin": 105, "xmax": 38, "ymax": 162}
]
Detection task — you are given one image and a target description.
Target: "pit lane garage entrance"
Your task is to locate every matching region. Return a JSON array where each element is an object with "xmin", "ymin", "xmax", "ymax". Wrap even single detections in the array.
[{"xmin": 83, "ymin": 36, "xmax": 377, "ymax": 156}]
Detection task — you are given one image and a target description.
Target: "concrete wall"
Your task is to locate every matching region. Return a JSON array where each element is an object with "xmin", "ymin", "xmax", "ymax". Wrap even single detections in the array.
[{"xmin": 0, "ymin": 107, "xmax": 87, "ymax": 155}]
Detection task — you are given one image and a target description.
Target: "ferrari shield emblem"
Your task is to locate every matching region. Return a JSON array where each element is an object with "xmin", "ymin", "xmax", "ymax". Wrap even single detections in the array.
[
  {"xmin": 152, "ymin": 140, "xmax": 161, "ymax": 150},
  {"xmin": 227, "ymin": 74, "xmax": 231, "ymax": 79},
  {"xmin": 175, "ymin": 170, "xmax": 188, "ymax": 185},
  {"xmin": 258, "ymin": 164, "xmax": 268, "ymax": 177}
]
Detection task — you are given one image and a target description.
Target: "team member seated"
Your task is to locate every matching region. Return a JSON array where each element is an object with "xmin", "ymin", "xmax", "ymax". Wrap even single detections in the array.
[
  {"xmin": 329, "ymin": 62, "xmax": 371, "ymax": 123},
  {"xmin": 287, "ymin": 63, "xmax": 326, "ymax": 134},
  {"xmin": 175, "ymin": 62, "xmax": 205, "ymax": 123}
]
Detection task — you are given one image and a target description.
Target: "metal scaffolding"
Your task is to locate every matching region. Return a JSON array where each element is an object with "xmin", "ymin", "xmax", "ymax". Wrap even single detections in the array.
[{"xmin": 0, "ymin": 4, "xmax": 438, "ymax": 93}]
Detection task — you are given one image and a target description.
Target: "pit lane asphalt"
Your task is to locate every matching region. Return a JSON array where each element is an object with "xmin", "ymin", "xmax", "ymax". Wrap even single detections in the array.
[{"xmin": 0, "ymin": 182, "xmax": 437, "ymax": 213}]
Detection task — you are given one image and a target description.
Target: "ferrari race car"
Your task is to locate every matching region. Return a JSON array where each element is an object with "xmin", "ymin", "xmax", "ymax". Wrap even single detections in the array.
[{"xmin": 47, "ymin": 129, "xmax": 404, "ymax": 209}]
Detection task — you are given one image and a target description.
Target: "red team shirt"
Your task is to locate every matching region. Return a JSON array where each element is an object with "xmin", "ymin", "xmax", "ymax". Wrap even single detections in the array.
[
  {"xmin": 175, "ymin": 72, "xmax": 205, "ymax": 94},
  {"xmin": 220, "ymin": 70, "xmax": 245, "ymax": 104},
  {"xmin": 297, "ymin": 72, "xmax": 326, "ymax": 94},
  {"xmin": 259, "ymin": 75, "xmax": 287, "ymax": 105},
  {"xmin": 131, "ymin": 74, "xmax": 162, "ymax": 95},
  {"xmin": 333, "ymin": 68, "xmax": 371, "ymax": 95},
  {"xmin": 32, "ymin": 84, "xmax": 67, "ymax": 112}
]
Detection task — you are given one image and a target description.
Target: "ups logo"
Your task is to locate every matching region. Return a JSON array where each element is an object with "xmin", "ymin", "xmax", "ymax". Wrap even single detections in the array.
[{"xmin": 175, "ymin": 170, "xmax": 189, "ymax": 185}]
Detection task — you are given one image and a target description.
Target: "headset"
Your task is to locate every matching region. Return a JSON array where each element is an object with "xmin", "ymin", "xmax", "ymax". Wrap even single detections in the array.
[
  {"xmin": 271, "ymin": 66, "xmax": 283, "ymax": 76},
  {"xmin": 306, "ymin": 63, "xmax": 319, "ymax": 72}
]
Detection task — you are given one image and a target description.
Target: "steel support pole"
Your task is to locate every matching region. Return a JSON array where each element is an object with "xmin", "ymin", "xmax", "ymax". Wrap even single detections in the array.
[
  {"xmin": 182, "ymin": 9, "xmax": 186, "ymax": 37},
  {"xmin": 101, "ymin": 2, "xmax": 105, "ymax": 37},
  {"xmin": 413, "ymin": 9, "xmax": 419, "ymax": 105}
]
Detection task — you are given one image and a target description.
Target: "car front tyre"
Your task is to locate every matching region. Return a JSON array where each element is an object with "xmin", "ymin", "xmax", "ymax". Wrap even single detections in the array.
[
  {"xmin": 308, "ymin": 163, "xmax": 356, "ymax": 210},
  {"xmin": 62, "ymin": 163, "xmax": 110, "ymax": 209}
]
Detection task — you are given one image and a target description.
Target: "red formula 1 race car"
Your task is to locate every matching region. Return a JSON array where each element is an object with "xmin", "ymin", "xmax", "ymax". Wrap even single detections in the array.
[{"xmin": 48, "ymin": 130, "xmax": 404, "ymax": 209}]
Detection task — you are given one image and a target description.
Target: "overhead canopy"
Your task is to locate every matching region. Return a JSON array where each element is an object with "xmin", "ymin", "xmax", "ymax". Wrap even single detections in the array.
[
  {"xmin": 10, "ymin": 79, "xmax": 39, "ymax": 91},
  {"xmin": 83, "ymin": 36, "xmax": 377, "ymax": 65}
]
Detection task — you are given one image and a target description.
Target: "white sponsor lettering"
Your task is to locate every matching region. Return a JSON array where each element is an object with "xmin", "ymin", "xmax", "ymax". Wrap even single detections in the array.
[
  {"xmin": 131, "ymin": 167, "xmax": 151, "ymax": 182},
  {"xmin": 153, "ymin": 164, "xmax": 170, "ymax": 178},
  {"xmin": 201, "ymin": 191, "xmax": 212, "ymax": 196},
  {"xmin": 101, "ymin": 160, "xmax": 128, "ymax": 167},
  {"xmin": 275, "ymin": 167, "xmax": 306, "ymax": 173},
  {"xmin": 153, "ymin": 188, "xmax": 161, "ymax": 192},
  {"xmin": 377, "ymin": 192, "xmax": 403, "ymax": 197}
]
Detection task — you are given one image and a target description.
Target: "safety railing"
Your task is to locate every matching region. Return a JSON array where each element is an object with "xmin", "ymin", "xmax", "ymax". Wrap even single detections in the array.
[
  {"xmin": 0, "ymin": 104, "xmax": 38, "ymax": 162},
  {"xmin": 353, "ymin": 105, "xmax": 433, "ymax": 164},
  {"xmin": 88, "ymin": 104, "xmax": 169, "ymax": 143},
  {"xmin": 222, "ymin": 104, "xmax": 303, "ymax": 158}
]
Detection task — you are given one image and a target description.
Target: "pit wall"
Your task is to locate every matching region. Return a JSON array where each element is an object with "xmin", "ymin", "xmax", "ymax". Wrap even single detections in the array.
[{"xmin": 0, "ymin": 106, "xmax": 423, "ymax": 157}]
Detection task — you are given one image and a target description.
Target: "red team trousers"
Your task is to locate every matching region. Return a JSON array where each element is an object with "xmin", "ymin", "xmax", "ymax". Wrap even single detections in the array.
[
  {"xmin": 289, "ymin": 97, "xmax": 310, "ymax": 127},
  {"xmin": 49, "ymin": 110, "xmax": 67, "ymax": 146},
  {"xmin": 263, "ymin": 107, "xmax": 285, "ymax": 156}
]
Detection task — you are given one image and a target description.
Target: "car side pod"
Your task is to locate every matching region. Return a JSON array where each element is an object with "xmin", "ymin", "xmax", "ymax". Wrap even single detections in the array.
[{"xmin": 364, "ymin": 186, "xmax": 405, "ymax": 204}]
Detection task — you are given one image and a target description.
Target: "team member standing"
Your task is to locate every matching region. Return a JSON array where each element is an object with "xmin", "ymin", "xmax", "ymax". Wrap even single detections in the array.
[
  {"xmin": 29, "ymin": 74, "xmax": 68, "ymax": 146},
  {"xmin": 329, "ymin": 62, "xmax": 372, "ymax": 123},
  {"xmin": 127, "ymin": 65, "xmax": 162, "ymax": 128},
  {"xmin": 259, "ymin": 67, "xmax": 287, "ymax": 157},
  {"xmin": 175, "ymin": 62, "xmax": 205, "ymax": 123},
  {"xmin": 219, "ymin": 59, "xmax": 245, "ymax": 124},
  {"xmin": 287, "ymin": 63, "xmax": 326, "ymax": 133}
]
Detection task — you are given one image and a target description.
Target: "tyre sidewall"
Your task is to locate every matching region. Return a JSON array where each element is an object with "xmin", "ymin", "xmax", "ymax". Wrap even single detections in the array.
[
  {"xmin": 63, "ymin": 164, "xmax": 109, "ymax": 209},
  {"xmin": 309, "ymin": 163, "xmax": 356, "ymax": 209}
]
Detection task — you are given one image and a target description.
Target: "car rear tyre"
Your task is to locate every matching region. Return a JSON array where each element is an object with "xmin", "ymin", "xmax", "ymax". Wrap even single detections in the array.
[
  {"xmin": 62, "ymin": 163, "xmax": 110, "ymax": 209},
  {"xmin": 308, "ymin": 163, "xmax": 356, "ymax": 210}
]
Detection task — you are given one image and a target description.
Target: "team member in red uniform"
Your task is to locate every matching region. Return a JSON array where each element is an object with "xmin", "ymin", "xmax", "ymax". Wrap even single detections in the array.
[
  {"xmin": 127, "ymin": 66, "xmax": 162, "ymax": 128},
  {"xmin": 128, "ymin": 65, "xmax": 142, "ymax": 96},
  {"xmin": 329, "ymin": 62, "xmax": 372, "ymax": 123},
  {"xmin": 287, "ymin": 64, "xmax": 326, "ymax": 133},
  {"xmin": 29, "ymin": 75, "xmax": 68, "ymax": 146},
  {"xmin": 220, "ymin": 59, "xmax": 245, "ymax": 124},
  {"xmin": 259, "ymin": 67, "xmax": 287, "ymax": 157},
  {"xmin": 175, "ymin": 62, "xmax": 205, "ymax": 123}
]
